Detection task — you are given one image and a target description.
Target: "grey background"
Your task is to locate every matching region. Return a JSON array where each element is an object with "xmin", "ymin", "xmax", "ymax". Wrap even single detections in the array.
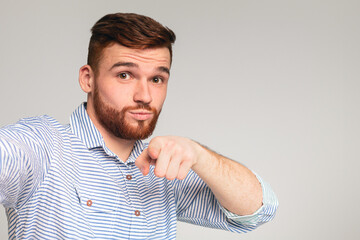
[{"xmin": 0, "ymin": 0, "xmax": 359, "ymax": 239}]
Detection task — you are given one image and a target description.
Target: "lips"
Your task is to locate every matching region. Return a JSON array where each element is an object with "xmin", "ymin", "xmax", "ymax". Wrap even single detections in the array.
[{"xmin": 128, "ymin": 110, "xmax": 153, "ymax": 121}]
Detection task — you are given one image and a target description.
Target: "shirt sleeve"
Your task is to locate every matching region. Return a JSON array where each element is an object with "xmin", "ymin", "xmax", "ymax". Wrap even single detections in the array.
[
  {"xmin": 218, "ymin": 172, "xmax": 279, "ymax": 226},
  {"xmin": 173, "ymin": 169, "xmax": 278, "ymax": 233},
  {"xmin": 0, "ymin": 117, "xmax": 54, "ymax": 209}
]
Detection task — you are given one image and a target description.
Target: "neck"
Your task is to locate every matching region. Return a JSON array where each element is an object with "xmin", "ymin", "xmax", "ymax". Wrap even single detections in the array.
[{"xmin": 101, "ymin": 130, "xmax": 136, "ymax": 162}]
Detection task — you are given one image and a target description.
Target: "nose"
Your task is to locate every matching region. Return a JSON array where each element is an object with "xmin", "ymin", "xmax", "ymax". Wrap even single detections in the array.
[{"xmin": 133, "ymin": 79, "xmax": 152, "ymax": 105}]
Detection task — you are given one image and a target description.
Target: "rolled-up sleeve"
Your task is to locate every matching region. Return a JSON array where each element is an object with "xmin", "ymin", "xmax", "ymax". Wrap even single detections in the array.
[{"xmin": 174, "ymin": 170, "xmax": 278, "ymax": 233}]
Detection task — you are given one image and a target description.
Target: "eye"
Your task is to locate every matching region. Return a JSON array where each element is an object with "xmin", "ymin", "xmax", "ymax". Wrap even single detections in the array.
[
  {"xmin": 151, "ymin": 77, "xmax": 163, "ymax": 84},
  {"xmin": 118, "ymin": 72, "xmax": 131, "ymax": 80}
]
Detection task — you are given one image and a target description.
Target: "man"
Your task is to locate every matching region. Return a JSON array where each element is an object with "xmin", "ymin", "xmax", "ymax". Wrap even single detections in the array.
[{"xmin": 0, "ymin": 13, "xmax": 278, "ymax": 239}]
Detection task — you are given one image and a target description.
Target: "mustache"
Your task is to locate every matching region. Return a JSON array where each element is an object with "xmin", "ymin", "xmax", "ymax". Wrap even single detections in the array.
[{"xmin": 123, "ymin": 104, "xmax": 157, "ymax": 113}]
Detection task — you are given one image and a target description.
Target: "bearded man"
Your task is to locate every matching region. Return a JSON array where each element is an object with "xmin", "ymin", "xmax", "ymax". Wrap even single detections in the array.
[{"xmin": 0, "ymin": 13, "xmax": 278, "ymax": 239}]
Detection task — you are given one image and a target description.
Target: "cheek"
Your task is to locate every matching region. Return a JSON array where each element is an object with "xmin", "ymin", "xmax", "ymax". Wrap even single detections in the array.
[
  {"xmin": 99, "ymin": 86, "xmax": 131, "ymax": 107},
  {"xmin": 154, "ymin": 88, "xmax": 167, "ymax": 108},
  {"xmin": 104, "ymin": 85, "xmax": 132, "ymax": 101}
]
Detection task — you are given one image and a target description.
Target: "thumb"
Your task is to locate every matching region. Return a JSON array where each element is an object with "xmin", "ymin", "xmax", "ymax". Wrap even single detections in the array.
[{"xmin": 135, "ymin": 148, "xmax": 151, "ymax": 175}]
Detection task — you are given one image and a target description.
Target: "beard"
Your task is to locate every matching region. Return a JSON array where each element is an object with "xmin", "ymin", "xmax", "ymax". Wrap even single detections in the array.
[{"xmin": 93, "ymin": 86, "xmax": 160, "ymax": 140}]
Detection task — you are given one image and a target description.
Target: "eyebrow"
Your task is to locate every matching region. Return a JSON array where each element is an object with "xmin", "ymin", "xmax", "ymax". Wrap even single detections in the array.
[
  {"xmin": 110, "ymin": 61, "xmax": 170, "ymax": 75},
  {"xmin": 158, "ymin": 66, "xmax": 170, "ymax": 75},
  {"xmin": 110, "ymin": 62, "xmax": 137, "ymax": 70}
]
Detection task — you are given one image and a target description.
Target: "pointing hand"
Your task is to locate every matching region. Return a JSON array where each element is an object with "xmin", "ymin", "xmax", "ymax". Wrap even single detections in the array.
[{"xmin": 135, "ymin": 136, "xmax": 203, "ymax": 180}]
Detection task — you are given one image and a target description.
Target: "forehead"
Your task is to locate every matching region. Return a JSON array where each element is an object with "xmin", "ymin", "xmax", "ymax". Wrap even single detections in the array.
[{"xmin": 99, "ymin": 43, "xmax": 171, "ymax": 69}]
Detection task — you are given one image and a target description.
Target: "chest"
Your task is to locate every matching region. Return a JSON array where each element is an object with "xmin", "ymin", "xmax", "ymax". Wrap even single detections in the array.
[{"xmin": 22, "ymin": 144, "xmax": 178, "ymax": 239}]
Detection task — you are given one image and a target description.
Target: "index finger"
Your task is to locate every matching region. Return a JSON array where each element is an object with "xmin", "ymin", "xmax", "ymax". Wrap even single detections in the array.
[{"xmin": 135, "ymin": 148, "xmax": 151, "ymax": 175}]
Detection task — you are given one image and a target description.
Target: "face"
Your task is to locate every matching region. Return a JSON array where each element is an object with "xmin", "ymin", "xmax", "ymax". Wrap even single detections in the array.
[{"xmin": 85, "ymin": 43, "xmax": 171, "ymax": 140}]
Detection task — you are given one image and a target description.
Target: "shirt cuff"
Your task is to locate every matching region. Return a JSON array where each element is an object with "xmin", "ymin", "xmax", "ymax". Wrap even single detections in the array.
[{"xmin": 218, "ymin": 172, "xmax": 278, "ymax": 226}]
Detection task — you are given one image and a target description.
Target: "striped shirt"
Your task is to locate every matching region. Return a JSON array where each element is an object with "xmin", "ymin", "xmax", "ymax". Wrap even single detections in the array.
[{"xmin": 0, "ymin": 103, "xmax": 278, "ymax": 239}]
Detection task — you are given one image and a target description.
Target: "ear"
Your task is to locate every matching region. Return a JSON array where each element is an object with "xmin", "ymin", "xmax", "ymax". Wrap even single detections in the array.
[{"xmin": 79, "ymin": 65, "xmax": 95, "ymax": 93}]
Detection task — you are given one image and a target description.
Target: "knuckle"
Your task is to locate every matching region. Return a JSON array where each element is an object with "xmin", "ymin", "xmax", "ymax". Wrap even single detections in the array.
[
  {"xmin": 177, "ymin": 171, "xmax": 188, "ymax": 180},
  {"xmin": 175, "ymin": 144, "xmax": 183, "ymax": 153},
  {"xmin": 152, "ymin": 136, "xmax": 164, "ymax": 145},
  {"xmin": 148, "ymin": 148, "xmax": 158, "ymax": 159},
  {"xmin": 152, "ymin": 136, "xmax": 161, "ymax": 142},
  {"xmin": 177, "ymin": 174, "xmax": 185, "ymax": 180},
  {"xmin": 166, "ymin": 140, "xmax": 175, "ymax": 149},
  {"xmin": 184, "ymin": 152, "xmax": 193, "ymax": 161},
  {"xmin": 166, "ymin": 173, "xmax": 175, "ymax": 181},
  {"xmin": 154, "ymin": 169, "xmax": 165, "ymax": 178},
  {"xmin": 172, "ymin": 148, "xmax": 181, "ymax": 157}
]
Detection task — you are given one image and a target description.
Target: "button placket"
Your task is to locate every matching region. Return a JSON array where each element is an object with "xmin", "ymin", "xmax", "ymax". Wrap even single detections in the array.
[
  {"xmin": 117, "ymin": 164, "xmax": 132, "ymax": 206},
  {"xmin": 128, "ymin": 156, "xmax": 154, "ymax": 238},
  {"xmin": 131, "ymin": 166, "xmax": 144, "ymax": 219}
]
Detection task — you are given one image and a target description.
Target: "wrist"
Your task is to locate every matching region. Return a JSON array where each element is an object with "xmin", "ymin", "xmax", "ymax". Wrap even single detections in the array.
[{"xmin": 191, "ymin": 142, "xmax": 217, "ymax": 175}]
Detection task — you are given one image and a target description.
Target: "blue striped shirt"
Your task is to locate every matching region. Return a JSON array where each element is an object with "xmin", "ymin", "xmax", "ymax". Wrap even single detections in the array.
[{"xmin": 0, "ymin": 103, "xmax": 278, "ymax": 239}]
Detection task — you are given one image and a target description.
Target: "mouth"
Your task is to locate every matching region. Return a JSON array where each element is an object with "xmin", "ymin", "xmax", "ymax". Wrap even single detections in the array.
[{"xmin": 128, "ymin": 110, "xmax": 154, "ymax": 121}]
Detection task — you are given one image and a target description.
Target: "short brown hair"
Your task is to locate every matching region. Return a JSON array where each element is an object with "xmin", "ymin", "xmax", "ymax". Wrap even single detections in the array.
[{"xmin": 87, "ymin": 13, "xmax": 176, "ymax": 74}]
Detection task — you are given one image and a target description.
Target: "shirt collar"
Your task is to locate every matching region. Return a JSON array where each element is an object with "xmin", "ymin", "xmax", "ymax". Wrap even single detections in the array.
[
  {"xmin": 69, "ymin": 102, "xmax": 146, "ymax": 163},
  {"xmin": 127, "ymin": 140, "xmax": 147, "ymax": 164},
  {"xmin": 70, "ymin": 102, "xmax": 104, "ymax": 149}
]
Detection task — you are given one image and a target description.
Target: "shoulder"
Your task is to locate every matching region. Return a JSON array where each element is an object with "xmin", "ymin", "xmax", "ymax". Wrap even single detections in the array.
[
  {"xmin": 0, "ymin": 115, "xmax": 65, "ymax": 143},
  {"xmin": 15, "ymin": 115, "xmax": 63, "ymax": 133}
]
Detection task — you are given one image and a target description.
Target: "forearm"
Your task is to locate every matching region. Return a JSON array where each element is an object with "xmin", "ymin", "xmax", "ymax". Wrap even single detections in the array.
[
  {"xmin": 191, "ymin": 143, "xmax": 263, "ymax": 216},
  {"xmin": 136, "ymin": 136, "xmax": 264, "ymax": 216}
]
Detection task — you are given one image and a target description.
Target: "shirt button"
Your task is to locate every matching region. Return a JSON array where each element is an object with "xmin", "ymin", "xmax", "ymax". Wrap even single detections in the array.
[
  {"xmin": 134, "ymin": 210, "xmax": 140, "ymax": 216},
  {"xmin": 126, "ymin": 175, "xmax": 132, "ymax": 180},
  {"xmin": 87, "ymin": 200, "xmax": 92, "ymax": 207}
]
